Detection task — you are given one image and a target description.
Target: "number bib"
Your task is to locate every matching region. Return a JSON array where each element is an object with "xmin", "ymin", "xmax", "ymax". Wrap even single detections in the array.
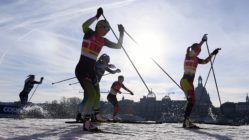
[{"xmin": 81, "ymin": 34, "xmax": 105, "ymax": 60}]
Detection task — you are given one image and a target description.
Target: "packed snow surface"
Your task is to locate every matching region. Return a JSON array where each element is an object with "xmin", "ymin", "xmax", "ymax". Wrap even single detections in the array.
[{"xmin": 0, "ymin": 118, "xmax": 248, "ymax": 140}]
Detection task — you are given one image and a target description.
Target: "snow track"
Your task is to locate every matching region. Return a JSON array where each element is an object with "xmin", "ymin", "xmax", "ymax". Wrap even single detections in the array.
[{"xmin": 0, "ymin": 118, "xmax": 248, "ymax": 140}]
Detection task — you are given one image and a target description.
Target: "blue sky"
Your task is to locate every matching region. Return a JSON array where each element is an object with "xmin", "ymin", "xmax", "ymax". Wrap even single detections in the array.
[{"xmin": 0, "ymin": 0, "xmax": 248, "ymax": 107}]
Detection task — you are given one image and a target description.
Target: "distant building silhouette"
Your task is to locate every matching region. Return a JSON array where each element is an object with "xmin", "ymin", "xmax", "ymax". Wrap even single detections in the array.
[
  {"xmin": 135, "ymin": 91, "xmax": 185, "ymax": 122},
  {"xmin": 137, "ymin": 91, "xmax": 163, "ymax": 121},
  {"xmin": 100, "ymin": 76, "xmax": 218, "ymax": 122},
  {"xmin": 192, "ymin": 76, "xmax": 215, "ymax": 121},
  {"xmin": 195, "ymin": 76, "xmax": 212, "ymax": 105},
  {"xmin": 221, "ymin": 94, "xmax": 249, "ymax": 124}
]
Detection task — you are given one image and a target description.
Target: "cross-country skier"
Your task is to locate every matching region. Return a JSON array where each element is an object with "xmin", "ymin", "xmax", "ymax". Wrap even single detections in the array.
[
  {"xmin": 91, "ymin": 53, "xmax": 121, "ymax": 122},
  {"xmin": 180, "ymin": 34, "xmax": 221, "ymax": 128},
  {"xmin": 19, "ymin": 75, "xmax": 43, "ymax": 105},
  {"xmin": 95, "ymin": 53, "xmax": 121, "ymax": 82},
  {"xmin": 75, "ymin": 7, "xmax": 124, "ymax": 131},
  {"xmin": 76, "ymin": 54, "xmax": 121, "ymax": 122},
  {"xmin": 107, "ymin": 75, "xmax": 134, "ymax": 121}
]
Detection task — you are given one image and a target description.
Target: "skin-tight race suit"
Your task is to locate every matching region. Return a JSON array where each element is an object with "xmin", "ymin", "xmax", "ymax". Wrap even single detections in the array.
[
  {"xmin": 75, "ymin": 16, "xmax": 122, "ymax": 119},
  {"xmin": 180, "ymin": 49, "xmax": 211, "ymax": 119},
  {"xmin": 107, "ymin": 81, "xmax": 127, "ymax": 117}
]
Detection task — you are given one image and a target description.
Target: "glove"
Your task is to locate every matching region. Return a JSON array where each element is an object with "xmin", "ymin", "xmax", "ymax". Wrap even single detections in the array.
[
  {"xmin": 116, "ymin": 69, "xmax": 121, "ymax": 73},
  {"xmin": 96, "ymin": 7, "xmax": 103, "ymax": 19},
  {"xmin": 202, "ymin": 34, "xmax": 208, "ymax": 42},
  {"xmin": 40, "ymin": 77, "xmax": 44, "ymax": 83},
  {"xmin": 118, "ymin": 24, "xmax": 124, "ymax": 33},
  {"xmin": 108, "ymin": 64, "xmax": 116, "ymax": 69},
  {"xmin": 211, "ymin": 48, "xmax": 221, "ymax": 55}
]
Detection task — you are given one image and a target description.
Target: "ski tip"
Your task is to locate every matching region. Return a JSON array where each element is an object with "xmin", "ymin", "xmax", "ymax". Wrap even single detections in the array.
[
  {"xmin": 65, "ymin": 121, "xmax": 82, "ymax": 124},
  {"xmin": 83, "ymin": 128, "xmax": 103, "ymax": 133},
  {"xmin": 184, "ymin": 126, "xmax": 201, "ymax": 129},
  {"xmin": 175, "ymin": 126, "xmax": 203, "ymax": 129}
]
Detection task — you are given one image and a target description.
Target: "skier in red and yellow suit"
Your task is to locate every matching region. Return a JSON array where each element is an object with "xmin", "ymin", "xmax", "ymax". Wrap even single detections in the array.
[
  {"xmin": 107, "ymin": 75, "xmax": 134, "ymax": 120},
  {"xmin": 180, "ymin": 34, "xmax": 221, "ymax": 128},
  {"xmin": 75, "ymin": 7, "xmax": 124, "ymax": 131}
]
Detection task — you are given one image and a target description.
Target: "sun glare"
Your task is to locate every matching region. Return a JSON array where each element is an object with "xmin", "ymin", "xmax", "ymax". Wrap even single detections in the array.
[
  {"xmin": 139, "ymin": 34, "xmax": 165, "ymax": 59},
  {"xmin": 128, "ymin": 29, "xmax": 167, "ymax": 66}
]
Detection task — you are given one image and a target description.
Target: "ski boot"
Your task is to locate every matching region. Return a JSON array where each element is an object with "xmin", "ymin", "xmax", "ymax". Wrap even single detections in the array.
[
  {"xmin": 76, "ymin": 113, "xmax": 84, "ymax": 123},
  {"xmin": 183, "ymin": 118, "xmax": 199, "ymax": 129},
  {"xmin": 182, "ymin": 119, "xmax": 187, "ymax": 128},
  {"xmin": 91, "ymin": 109, "xmax": 107, "ymax": 122},
  {"xmin": 83, "ymin": 119, "xmax": 99, "ymax": 132},
  {"xmin": 91, "ymin": 114, "xmax": 107, "ymax": 122},
  {"xmin": 96, "ymin": 114, "xmax": 107, "ymax": 122},
  {"xmin": 113, "ymin": 115, "xmax": 121, "ymax": 122}
]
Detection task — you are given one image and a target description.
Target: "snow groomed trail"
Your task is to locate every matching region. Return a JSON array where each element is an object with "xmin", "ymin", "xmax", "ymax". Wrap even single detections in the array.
[{"xmin": 0, "ymin": 118, "xmax": 248, "ymax": 140}]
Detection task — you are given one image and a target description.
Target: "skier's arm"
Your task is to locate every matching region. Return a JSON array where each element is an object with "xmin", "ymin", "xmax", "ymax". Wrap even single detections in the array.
[
  {"xmin": 198, "ymin": 40, "xmax": 205, "ymax": 48},
  {"xmin": 198, "ymin": 57, "xmax": 212, "ymax": 64},
  {"xmin": 82, "ymin": 8, "xmax": 103, "ymax": 33},
  {"xmin": 82, "ymin": 17, "xmax": 97, "ymax": 33},
  {"xmin": 105, "ymin": 67, "xmax": 116, "ymax": 74},
  {"xmin": 104, "ymin": 24, "xmax": 124, "ymax": 49},
  {"xmin": 198, "ymin": 34, "xmax": 208, "ymax": 48},
  {"xmin": 121, "ymin": 84, "xmax": 133, "ymax": 95},
  {"xmin": 33, "ymin": 81, "xmax": 41, "ymax": 84},
  {"xmin": 198, "ymin": 48, "xmax": 221, "ymax": 64},
  {"xmin": 105, "ymin": 67, "xmax": 121, "ymax": 74},
  {"xmin": 34, "ymin": 77, "xmax": 44, "ymax": 84}
]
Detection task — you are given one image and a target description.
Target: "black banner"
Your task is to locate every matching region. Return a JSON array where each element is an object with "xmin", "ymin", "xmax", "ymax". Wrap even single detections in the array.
[{"xmin": 0, "ymin": 104, "xmax": 22, "ymax": 115}]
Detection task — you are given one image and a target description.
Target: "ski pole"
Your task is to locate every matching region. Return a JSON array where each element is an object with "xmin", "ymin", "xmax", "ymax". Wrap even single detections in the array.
[
  {"xmin": 124, "ymin": 30, "xmax": 182, "ymax": 90},
  {"xmin": 69, "ymin": 81, "xmax": 79, "ymax": 86},
  {"xmin": 205, "ymin": 41, "xmax": 222, "ymax": 107},
  {"xmin": 100, "ymin": 91, "xmax": 131, "ymax": 94},
  {"xmin": 120, "ymin": 92, "xmax": 133, "ymax": 94},
  {"xmin": 100, "ymin": 91, "xmax": 109, "ymax": 93},
  {"xmin": 197, "ymin": 55, "xmax": 216, "ymax": 105},
  {"xmin": 151, "ymin": 59, "xmax": 182, "ymax": 90},
  {"xmin": 68, "ymin": 73, "xmax": 111, "ymax": 86},
  {"xmin": 79, "ymin": 91, "xmax": 131, "ymax": 94},
  {"xmin": 28, "ymin": 84, "xmax": 39, "ymax": 102},
  {"xmin": 52, "ymin": 77, "xmax": 76, "ymax": 85},
  {"xmin": 101, "ymin": 14, "xmax": 151, "ymax": 93}
]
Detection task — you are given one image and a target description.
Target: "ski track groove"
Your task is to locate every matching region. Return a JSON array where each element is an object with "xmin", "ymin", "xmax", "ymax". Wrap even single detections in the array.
[{"xmin": 0, "ymin": 118, "xmax": 248, "ymax": 139}]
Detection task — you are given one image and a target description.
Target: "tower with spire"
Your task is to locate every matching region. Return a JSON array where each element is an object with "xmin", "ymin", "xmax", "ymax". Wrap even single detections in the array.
[
  {"xmin": 195, "ymin": 76, "xmax": 212, "ymax": 105},
  {"xmin": 192, "ymin": 76, "xmax": 214, "ymax": 121},
  {"xmin": 246, "ymin": 93, "xmax": 249, "ymax": 103}
]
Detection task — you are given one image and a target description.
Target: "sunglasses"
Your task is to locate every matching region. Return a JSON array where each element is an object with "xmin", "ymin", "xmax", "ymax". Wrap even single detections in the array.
[{"xmin": 103, "ymin": 26, "xmax": 110, "ymax": 32}]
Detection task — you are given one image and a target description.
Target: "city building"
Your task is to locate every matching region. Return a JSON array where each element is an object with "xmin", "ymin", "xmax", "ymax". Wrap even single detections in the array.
[
  {"xmin": 221, "ymin": 94, "xmax": 249, "ymax": 124},
  {"xmin": 191, "ymin": 76, "xmax": 217, "ymax": 122},
  {"xmin": 106, "ymin": 76, "xmax": 216, "ymax": 122}
]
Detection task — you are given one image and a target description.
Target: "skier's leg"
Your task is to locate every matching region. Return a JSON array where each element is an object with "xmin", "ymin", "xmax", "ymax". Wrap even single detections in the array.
[
  {"xmin": 181, "ymin": 78, "xmax": 196, "ymax": 127},
  {"xmin": 92, "ymin": 84, "xmax": 101, "ymax": 121}
]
